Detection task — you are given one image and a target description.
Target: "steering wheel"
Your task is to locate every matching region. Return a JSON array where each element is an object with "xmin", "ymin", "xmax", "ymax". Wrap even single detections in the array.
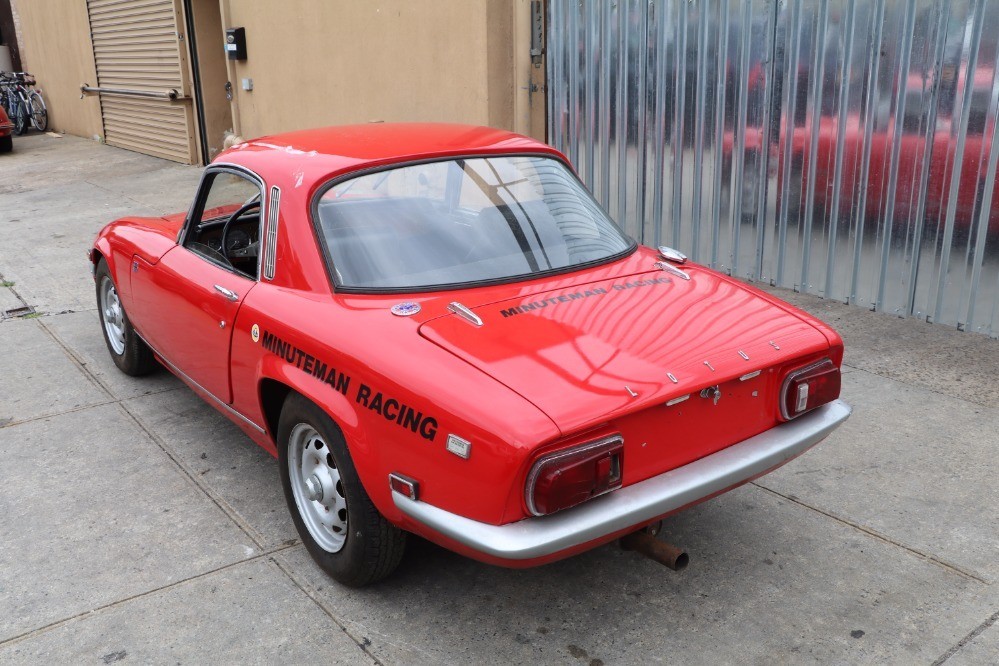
[{"xmin": 220, "ymin": 200, "xmax": 261, "ymax": 265}]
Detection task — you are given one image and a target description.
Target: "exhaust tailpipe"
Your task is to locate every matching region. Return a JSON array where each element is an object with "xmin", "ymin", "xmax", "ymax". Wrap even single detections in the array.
[{"xmin": 621, "ymin": 530, "xmax": 689, "ymax": 571}]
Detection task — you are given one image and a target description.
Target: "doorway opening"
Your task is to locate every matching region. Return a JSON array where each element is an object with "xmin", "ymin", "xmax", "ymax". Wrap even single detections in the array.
[{"xmin": 183, "ymin": 0, "xmax": 233, "ymax": 164}]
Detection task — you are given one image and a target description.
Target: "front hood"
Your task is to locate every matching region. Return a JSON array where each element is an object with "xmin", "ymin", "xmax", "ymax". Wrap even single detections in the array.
[{"xmin": 419, "ymin": 265, "xmax": 830, "ymax": 435}]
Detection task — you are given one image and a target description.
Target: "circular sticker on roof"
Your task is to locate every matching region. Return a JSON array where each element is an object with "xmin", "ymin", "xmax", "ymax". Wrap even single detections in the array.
[{"xmin": 390, "ymin": 302, "xmax": 421, "ymax": 317}]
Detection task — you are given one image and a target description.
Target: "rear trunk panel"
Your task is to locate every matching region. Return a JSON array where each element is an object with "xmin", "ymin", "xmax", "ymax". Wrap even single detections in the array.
[{"xmin": 420, "ymin": 265, "xmax": 833, "ymax": 485}]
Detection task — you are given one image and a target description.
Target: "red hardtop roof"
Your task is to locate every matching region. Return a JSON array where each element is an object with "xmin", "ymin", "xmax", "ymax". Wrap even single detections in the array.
[{"xmin": 214, "ymin": 123, "xmax": 564, "ymax": 187}]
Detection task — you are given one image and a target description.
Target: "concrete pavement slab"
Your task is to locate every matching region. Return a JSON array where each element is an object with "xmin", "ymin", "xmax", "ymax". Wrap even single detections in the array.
[
  {"xmin": 0, "ymin": 179, "xmax": 164, "ymax": 314},
  {"xmin": 758, "ymin": 284, "xmax": 999, "ymax": 408},
  {"xmin": 0, "ymin": 134, "xmax": 175, "ymax": 197},
  {"xmin": 0, "ymin": 403, "xmax": 258, "ymax": 641},
  {"xmin": 758, "ymin": 369, "xmax": 999, "ymax": 583},
  {"xmin": 84, "ymin": 161, "xmax": 203, "ymax": 212},
  {"xmin": 124, "ymin": 388, "xmax": 296, "ymax": 548},
  {"xmin": 42, "ymin": 311, "xmax": 181, "ymax": 401},
  {"xmin": 277, "ymin": 484, "xmax": 995, "ymax": 665},
  {"xmin": 947, "ymin": 617, "xmax": 999, "ymax": 666},
  {"xmin": 0, "ymin": 318, "xmax": 107, "ymax": 426},
  {"xmin": 0, "ymin": 556, "xmax": 372, "ymax": 665}
]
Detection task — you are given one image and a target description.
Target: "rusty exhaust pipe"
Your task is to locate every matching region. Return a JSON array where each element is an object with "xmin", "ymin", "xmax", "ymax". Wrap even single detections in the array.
[{"xmin": 621, "ymin": 530, "xmax": 689, "ymax": 571}]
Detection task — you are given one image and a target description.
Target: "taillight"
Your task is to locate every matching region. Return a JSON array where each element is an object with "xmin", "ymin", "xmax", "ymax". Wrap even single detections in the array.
[
  {"xmin": 525, "ymin": 435, "xmax": 623, "ymax": 516},
  {"xmin": 780, "ymin": 357, "xmax": 841, "ymax": 420}
]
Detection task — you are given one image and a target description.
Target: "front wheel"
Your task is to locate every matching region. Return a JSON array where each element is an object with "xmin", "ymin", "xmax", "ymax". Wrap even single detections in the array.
[
  {"xmin": 29, "ymin": 92, "xmax": 47, "ymax": 132},
  {"xmin": 95, "ymin": 258, "xmax": 156, "ymax": 376},
  {"xmin": 0, "ymin": 134, "xmax": 11, "ymax": 154},
  {"xmin": 278, "ymin": 394, "xmax": 406, "ymax": 587}
]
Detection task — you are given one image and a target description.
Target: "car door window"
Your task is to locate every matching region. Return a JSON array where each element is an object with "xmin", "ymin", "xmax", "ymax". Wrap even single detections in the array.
[{"xmin": 183, "ymin": 170, "xmax": 263, "ymax": 279}]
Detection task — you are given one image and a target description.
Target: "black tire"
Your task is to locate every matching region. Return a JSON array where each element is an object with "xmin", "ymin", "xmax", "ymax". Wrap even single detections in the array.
[
  {"xmin": 12, "ymin": 102, "xmax": 28, "ymax": 135},
  {"xmin": 95, "ymin": 258, "xmax": 156, "ymax": 376},
  {"xmin": 278, "ymin": 394, "xmax": 406, "ymax": 587},
  {"xmin": 0, "ymin": 135, "xmax": 11, "ymax": 153},
  {"xmin": 29, "ymin": 92, "xmax": 47, "ymax": 132}
]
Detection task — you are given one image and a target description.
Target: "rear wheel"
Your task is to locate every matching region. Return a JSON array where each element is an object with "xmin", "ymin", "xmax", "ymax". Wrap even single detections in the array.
[
  {"xmin": 95, "ymin": 258, "xmax": 156, "ymax": 376},
  {"xmin": 0, "ymin": 135, "xmax": 11, "ymax": 153},
  {"xmin": 278, "ymin": 394, "xmax": 406, "ymax": 587}
]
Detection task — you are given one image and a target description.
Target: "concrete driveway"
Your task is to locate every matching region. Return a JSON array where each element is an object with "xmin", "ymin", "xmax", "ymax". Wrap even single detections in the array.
[{"xmin": 0, "ymin": 133, "xmax": 996, "ymax": 665}]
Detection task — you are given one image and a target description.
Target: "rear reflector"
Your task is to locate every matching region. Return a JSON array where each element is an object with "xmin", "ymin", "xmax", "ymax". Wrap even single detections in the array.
[
  {"xmin": 525, "ymin": 435, "xmax": 624, "ymax": 516},
  {"xmin": 389, "ymin": 473, "xmax": 419, "ymax": 500},
  {"xmin": 780, "ymin": 358, "xmax": 841, "ymax": 420}
]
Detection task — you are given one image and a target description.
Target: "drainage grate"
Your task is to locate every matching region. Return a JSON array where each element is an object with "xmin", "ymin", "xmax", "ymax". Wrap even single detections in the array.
[{"xmin": 2, "ymin": 305, "xmax": 36, "ymax": 319}]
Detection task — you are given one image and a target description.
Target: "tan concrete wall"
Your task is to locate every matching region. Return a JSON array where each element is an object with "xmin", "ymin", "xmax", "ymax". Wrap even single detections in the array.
[
  {"xmin": 221, "ymin": 0, "xmax": 544, "ymax": 142},
  {"xmin": 10, "ymin": 0, "xmax": 546, "ymax": 148},
  {"xmin": 11, "ymin": 0, "xmax": 102, "ymax": 139}
]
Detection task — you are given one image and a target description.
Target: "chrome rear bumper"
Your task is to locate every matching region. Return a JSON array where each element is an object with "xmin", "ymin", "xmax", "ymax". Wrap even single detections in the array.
[{"xmin": 392, "ymin": 399, "xmax": 852, "ymax": 560}]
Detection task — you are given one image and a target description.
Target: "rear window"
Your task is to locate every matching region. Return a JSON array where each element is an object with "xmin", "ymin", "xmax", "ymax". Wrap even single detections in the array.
[{"xmin": 314, "ymin": 156, "xmax": 634, "ymax": 290}]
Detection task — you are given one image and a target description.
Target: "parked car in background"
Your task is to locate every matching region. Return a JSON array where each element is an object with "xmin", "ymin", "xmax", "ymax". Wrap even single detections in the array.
[
  {"xmin": 726, "ymin": 70, "xmax": 999, "ymax": 239},
  {"xmin": 0, "ymin": 104, "xmax": 12, "ymax": 153},
  {"xmin": 90, "ymin": 123, "xmax": 851, "ymax": 586}
]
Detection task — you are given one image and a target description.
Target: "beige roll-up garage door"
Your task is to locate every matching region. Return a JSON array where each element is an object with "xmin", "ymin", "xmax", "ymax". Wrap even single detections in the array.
[{"xmin": 86, "ymin": 0, "xmax": 198, "ymax": 164}]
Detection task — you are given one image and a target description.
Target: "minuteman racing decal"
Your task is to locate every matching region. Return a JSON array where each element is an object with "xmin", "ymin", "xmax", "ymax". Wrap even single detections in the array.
[
  {"xmin": 260, "ymin": 330, "xmax": 438, "ymax": 442},
  {"xmin": 499, "ymin": 277, "xmax": 673, "ymax": 318}
]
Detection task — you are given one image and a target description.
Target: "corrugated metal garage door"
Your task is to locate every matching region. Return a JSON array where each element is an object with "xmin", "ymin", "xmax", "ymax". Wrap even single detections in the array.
[{"xmin": 86, "ymin": 0, "xmax": 197, "ymax": 164}]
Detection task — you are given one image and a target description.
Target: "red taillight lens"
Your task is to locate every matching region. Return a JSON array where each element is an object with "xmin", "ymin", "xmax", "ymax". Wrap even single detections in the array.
[
  {"xmin": 526, "ymin": 436, "xmax": 623, "ymax": 516},
  {"xmin": 780, "ymin": 358, "xmax": 841, "ymax": 420}
]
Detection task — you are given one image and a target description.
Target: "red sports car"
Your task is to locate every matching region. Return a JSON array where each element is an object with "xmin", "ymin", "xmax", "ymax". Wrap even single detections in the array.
[
  {"xmin": 0, "ymin": 104, "xmax": 13, "ymax": 153},
  {"xmin": 90, "ymin": 124, "xmax": 851, "ymax": 586}
]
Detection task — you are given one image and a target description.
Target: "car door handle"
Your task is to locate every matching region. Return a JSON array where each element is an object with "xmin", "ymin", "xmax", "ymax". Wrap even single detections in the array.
[{"xmin": 213, "ymin": 284, "xmax": 239, "ymax": 301}]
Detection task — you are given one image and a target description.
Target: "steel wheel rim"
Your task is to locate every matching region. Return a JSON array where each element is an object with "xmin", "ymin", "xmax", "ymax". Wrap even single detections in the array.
[
  {"xmin": 288, "ymin": 423, "xmax": 348, "ymax": 553},
  {"xmin": 99, "ymin": 276, "xmax": 126, "ymax": 355},
  {"xmin": 30, "ymin": 95, "xmax": 46, "ymax": 130}
]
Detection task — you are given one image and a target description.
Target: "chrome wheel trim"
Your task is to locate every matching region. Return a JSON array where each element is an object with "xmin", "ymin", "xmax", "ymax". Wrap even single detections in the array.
[
  {"xmin": 288, "ymin": 423, "xmax": 348, "ymax": 553},
  {"xmin": 99, "ymin": 276, "xmax": 126, "ymax": 355}
]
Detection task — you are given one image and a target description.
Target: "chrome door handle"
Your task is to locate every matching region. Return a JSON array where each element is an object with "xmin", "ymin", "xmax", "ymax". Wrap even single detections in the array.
[{"xmin": 213, "ymin": 284, "xmax": 239, "ymax": 301}]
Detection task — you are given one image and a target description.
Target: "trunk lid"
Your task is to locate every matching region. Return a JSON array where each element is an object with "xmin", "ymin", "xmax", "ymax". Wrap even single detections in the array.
[{"xmin": 419, "ymin": 266, "xmax": 832, "ymax": 480}]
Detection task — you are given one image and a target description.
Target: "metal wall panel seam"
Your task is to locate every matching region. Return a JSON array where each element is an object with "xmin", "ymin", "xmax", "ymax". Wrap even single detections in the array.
[
  {"xmin": 799, "ymin": 0, "xmax": 830, "ymax": 294},
  {"xmin": 875, "ymin": 0, "xmax": 918, "ymax": 312},
  {"xmin": 932, "ymin": 0, "xmax": 986, "ymax": 324},
  {"xmin": 775, "ymin": 0, "xmax": 802, "ymax": 286},
  {"xmin": 754, "ymin": 0, "xmax": 781, "ymax": 282},
  {"xmin": 905, "ymin": 3, "xmax": 952, "ymax": 319},
  {"xmin": 615, "ymin": 1, "xmax": 629, "ymax": 233},
  {"xmin": 710, "ymin": 0, "xmax": 731, "ymax": 268},
  {"xmin": 849, "ymin": 0, "xmax": 886, "ymax": 305},
  {"xmin": 650, "ymin": 0, "xmax": 669, "ymax": 249},
  {"xmin": 824, "ymin": 0, "xmax": 858, "ymax": 298},
  {"xmin": 728, "ymin": 0, "xmax": 754, "ymax": 277},
  {"xmin": 964, "ymin": 35, "xmax": 999, "ymax": 332},
  {"xmin": 584, "ymin": 0, "xmax": 598, "ymax": 194},
  {"xmin": 671, "ymin": 2, "xmax": 689, "ymax": 247},
  {"xmin": 600, "ymin": 1, "xmax": 613, "ymax": 207},
  {"xmin": 690, "ymin": 2, "xmax": 710, "ymax": 259},
  {"xmin": 634, "ymin": 1, "xmax": 650, "ymax": 246}
]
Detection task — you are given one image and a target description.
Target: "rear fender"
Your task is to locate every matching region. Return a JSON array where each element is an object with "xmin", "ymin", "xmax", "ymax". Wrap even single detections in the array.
[{"xmin": 255, "ymin": 356, "xmax": 393, "ymax": 519}]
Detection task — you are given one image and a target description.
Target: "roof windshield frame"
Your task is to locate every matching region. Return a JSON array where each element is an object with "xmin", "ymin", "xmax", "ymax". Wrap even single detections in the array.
[{"xmin": 308, "ymin": 153, "xmax": 638, "ymax": 295}]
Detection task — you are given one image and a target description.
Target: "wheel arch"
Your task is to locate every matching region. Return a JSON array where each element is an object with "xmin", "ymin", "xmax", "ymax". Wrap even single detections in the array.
[
  {"xmin": 255, "ymin": 371, "xmax": 392, "ymax": 520},
  {"xmin": 259, "ymin": 376, "xmax": 293, "ymax": 442}
]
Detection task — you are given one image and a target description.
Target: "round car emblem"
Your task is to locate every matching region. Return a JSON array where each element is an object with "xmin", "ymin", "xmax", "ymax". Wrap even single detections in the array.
[
  {"xmin": 250, "ymin": 324, "xmax": 260, "ymax": 342},
  {"xmin": 390, "ymin": 302, "xmax": 421, "ymax": 317}
]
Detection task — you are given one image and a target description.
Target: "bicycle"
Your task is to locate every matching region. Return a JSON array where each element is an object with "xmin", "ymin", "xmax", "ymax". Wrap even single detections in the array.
[{"xmin": 0, "ymin": 72, "xmax": 47, "ymax": 134}]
